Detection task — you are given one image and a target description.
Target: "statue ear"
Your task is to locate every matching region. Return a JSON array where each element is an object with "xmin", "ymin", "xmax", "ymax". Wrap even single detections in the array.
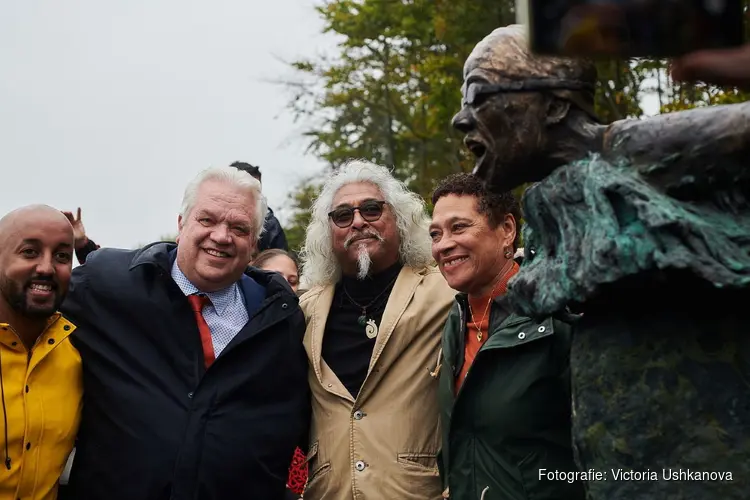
[{"xmin": 545, "ymin": 97, "xmax": 570, "ymax": 126}]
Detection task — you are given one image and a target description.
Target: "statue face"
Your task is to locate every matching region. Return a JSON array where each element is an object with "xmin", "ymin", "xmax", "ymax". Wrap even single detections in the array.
[{"xmin": 452, "ymin": 45, "xmax": 550, "ymax": 192}]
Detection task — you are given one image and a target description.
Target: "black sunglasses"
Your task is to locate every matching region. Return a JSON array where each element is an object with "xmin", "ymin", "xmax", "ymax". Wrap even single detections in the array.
[
  {"xmin": 328, "ymin": 200, "xmax": 386, "ymax": 228},
  {"xmin": 463, "ymin": 78, "xmax": 594, "ymax": 106}
]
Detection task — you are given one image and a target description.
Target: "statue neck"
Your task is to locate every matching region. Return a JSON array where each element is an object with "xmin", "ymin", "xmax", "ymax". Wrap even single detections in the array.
[{"xmin": 546, "ymin": 114, "xmax": 606, "ymax": 168}]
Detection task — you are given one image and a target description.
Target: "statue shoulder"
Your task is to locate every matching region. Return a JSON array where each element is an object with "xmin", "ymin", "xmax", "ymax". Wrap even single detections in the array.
[{"xmin": 602, "ymin": 102, "xmax": 750, "ymax": 181}]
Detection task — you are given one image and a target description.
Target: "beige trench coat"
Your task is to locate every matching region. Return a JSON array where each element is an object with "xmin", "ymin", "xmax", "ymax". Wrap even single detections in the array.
[{"xmin": 300, "ymin": 266, "xmax": 455, "ymax": 500}]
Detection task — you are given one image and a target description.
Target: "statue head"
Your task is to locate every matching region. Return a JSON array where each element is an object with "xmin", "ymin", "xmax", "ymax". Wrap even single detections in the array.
[{"xmin": 452, "ymin": 24, "xmax": 600, "ymax": 192}]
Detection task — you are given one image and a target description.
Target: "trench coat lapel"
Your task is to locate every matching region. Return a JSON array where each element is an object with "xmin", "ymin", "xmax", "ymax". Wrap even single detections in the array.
[
  {"xmin": 304, "ymin": 284, "xmax": 355, "ymax": 402},
  {"xmin": 359, "ymin": 267, "xmax": 423, "ymax": 397}
]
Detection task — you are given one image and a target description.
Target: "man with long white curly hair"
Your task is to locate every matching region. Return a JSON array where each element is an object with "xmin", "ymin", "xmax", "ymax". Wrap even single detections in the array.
[{"xmin": 298, "ymin": 159, "xmax": 455, "ymax": 500}]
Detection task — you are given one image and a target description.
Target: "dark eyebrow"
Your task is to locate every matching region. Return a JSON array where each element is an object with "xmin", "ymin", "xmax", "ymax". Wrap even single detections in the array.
[
  {"xmin": 430, "ymin": 216, "xmax": 472, "ymax": 230},
  {"xmin": 429, "ymin": 217, "xmax": 449, "ymax": 231}
]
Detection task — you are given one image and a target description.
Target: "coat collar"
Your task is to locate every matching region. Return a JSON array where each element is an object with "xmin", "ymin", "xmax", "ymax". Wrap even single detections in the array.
[
  {"xmin": 127, "ymin": 241, "xmax": 296, "ymax": 301},
  {"xmin": 0, "ymin": 313, "xmax": 76, "ymax": 374},
  {"xmin": 453, "ymin": 293, "xmax": 556, "ymax": 350}
]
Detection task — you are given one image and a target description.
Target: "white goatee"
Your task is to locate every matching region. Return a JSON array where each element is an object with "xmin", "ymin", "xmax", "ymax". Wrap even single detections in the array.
[{"xmin": 356, "ymin": 246, "xmax": 372, "ymax": 280}]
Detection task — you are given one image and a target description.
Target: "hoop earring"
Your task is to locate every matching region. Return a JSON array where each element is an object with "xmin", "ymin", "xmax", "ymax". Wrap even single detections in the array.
[{"xmin": 504, "ymin": 248, "xmax": 513, "ymax": 259}]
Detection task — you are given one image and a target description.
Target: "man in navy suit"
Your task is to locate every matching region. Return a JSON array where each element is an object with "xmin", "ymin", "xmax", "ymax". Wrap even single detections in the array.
[{"xmin": 60, "ymin": 166, "xmax": 310, "ymax": 500}]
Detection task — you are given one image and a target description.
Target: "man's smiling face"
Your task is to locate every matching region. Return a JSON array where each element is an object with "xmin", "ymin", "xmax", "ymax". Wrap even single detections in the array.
[
  {"xmin": 330, "ymin": 182, "xmax": 401, "ymax": 278},
  {"xmin": 0, "ymin": 208, "xmax": 74, "ymax": 319},
  {"xmin": 176, "ymin": 179, "xmax": 258, "ymax": 292}
]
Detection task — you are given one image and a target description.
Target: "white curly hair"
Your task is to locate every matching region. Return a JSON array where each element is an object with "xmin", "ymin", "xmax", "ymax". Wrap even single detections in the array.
[{"xmin": 300, "ymin": 159, "xmax": 433, "ymax": 288}]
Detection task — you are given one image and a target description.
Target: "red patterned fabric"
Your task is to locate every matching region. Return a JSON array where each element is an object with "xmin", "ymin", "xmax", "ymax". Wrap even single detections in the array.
[{"xmin": 287, "ymin": 447, "xmax": 308, "ymax": 495}]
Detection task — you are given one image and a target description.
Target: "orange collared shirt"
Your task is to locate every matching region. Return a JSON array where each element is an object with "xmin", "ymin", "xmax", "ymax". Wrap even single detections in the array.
[{"xmin": 455, "ymin": 262, "xmax": 519, "ymax": 394}]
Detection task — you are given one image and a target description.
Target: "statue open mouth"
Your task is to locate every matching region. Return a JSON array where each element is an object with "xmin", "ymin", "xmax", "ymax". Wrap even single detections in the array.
[
  {"xmin": 464, "ymin": 137, "xmax": 494, "ymax": 185},
  {"xmin": 464, "ymin": 138, "xmax": 487, "ymax": 160}
]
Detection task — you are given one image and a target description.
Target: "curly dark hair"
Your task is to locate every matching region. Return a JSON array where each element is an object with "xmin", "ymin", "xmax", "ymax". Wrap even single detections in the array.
[{"xmin": 431, "ymin": 173, "xmax": 522, "ymax": 250}]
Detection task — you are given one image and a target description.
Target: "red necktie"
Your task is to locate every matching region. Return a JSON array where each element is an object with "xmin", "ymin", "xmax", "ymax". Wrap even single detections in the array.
[{"xmin": 187, "ymin": 294, "xmax": 215, "ymax": 369}]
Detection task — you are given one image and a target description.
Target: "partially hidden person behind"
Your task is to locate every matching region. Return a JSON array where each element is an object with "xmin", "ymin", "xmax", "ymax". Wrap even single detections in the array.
[
  {"xmin": 429, "ymin": 173, "xmax": 584, "ymax": 500},
  {"xmin": 251, "ymin": 249, "xmax": 300, "ymax": 294},
  {"xmin": 298, "ymin": 159, "xmax": 456, "ymax": 499},
  {"xmin": 0, "ymin": 205, "xmax": 82, "ymax": 500},
  {"xmin": 249, "ymin": 248, "xmax": 306, "ymax": 499},
  {"xmin": 60, "ymin": 166, "xmax": 310, "ymax": 499},
  {"xmin": 230, "ymin": 161, "xmax": 289, "ymax": 252}
]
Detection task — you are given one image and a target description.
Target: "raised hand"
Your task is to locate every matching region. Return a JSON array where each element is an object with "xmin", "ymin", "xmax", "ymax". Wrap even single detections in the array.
[{"xmin": 61, "ymin": 207, "xmax": 89, "ymax": 249}]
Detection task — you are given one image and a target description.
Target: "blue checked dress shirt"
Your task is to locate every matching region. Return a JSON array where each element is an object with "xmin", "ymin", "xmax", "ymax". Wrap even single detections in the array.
[{"xmin": 171, "ymin": 261, "xmax": 249, "ymax": 357}]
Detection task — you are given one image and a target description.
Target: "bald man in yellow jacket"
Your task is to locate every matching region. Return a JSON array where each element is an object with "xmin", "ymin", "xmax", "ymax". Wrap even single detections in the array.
[{"xmin": 0, "ymin": 205, "xmax": 82, "ymax": 500}]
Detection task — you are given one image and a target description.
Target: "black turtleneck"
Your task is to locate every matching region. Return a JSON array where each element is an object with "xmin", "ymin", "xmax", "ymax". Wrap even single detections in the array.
[{"xmin": 322, "ymin": 262, "xmax": 403, "ymax": 398}]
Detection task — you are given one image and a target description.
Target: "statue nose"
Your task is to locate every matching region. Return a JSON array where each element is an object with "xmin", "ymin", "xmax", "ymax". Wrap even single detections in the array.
[{"xmin": 451, "ymin": 108, "xmax": 474, "ymax": 133}]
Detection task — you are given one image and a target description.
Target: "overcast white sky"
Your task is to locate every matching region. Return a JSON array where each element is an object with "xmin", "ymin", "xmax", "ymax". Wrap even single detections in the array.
[
  {"xmin": 1, "ymin": 3, "xmax": 660, "ymax": 251},
  {"xmin": 0, "ymin": 0, "xmax": 335, "ymax": 249}
]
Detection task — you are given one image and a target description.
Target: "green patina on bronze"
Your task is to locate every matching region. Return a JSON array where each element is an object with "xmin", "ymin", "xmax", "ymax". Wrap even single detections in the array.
[
  {"xmin": 507, "ymin": 153, "xmax": 750, "ymax": 317},
  {"xmin": 506, "ymin": 122, "xmax": 750, "ymax": 499},
  {"xmin": 571, "ymin": 309, "xmax": 750, "ymax": 498},
  {"xmin": 453, "ymin": 23, "xmax": 750, "ymax": 500}
]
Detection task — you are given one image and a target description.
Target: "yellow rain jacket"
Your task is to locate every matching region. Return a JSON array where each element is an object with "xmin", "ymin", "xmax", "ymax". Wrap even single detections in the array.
[{"xmin": 0, "ymin": 314, "xmax": 82, "ymax": 500}]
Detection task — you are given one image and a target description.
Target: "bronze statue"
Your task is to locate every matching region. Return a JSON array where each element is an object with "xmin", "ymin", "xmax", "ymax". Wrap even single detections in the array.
[{"xmin": 454, "ymin": 24, "xmax": 750, "ymax": 499}]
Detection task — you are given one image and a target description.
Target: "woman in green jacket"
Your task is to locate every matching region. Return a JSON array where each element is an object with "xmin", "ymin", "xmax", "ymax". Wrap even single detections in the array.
[{"xmin": 429, "ymin": 173, "xmax": 584, "ymax": 500}]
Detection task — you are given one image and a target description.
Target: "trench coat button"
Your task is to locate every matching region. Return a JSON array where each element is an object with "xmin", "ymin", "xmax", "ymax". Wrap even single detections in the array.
[
  {"xmin": 26, "ymin": 443, "xmax": 30, "ymax": 450},
  {"xmin": 25, "ymin": 385, "xmax": 29, "ymax": 393},
  {"xmin": 353, "ymin": 410, "xmax": 364, "ymax": 420},
  {"xmin": 355, "ymin": 460, "xmax": 366, "ymax": 471},
  {"xmin": 63, "ymin": 325, "xmax": 71, "ymax": 331},
  {"xmin": 518, "ymin": 332, "xmax": 526, "ymax": 340},
  {"xmin": 187, "ymin": 392, "xmax": 194, "ymax": 399},
  {"xmin": 327, "ymin": 383, "xmax": 333, "ymax": 388},
  {"xmin": 537, "ymin": 326, "xmax": 546, "ymax": 333},
  {"xmin": 48, "ymin": 338, "xmax": 55, "ymax": 344},
  {"xmin": 281, "ymin": 303, "xmax": 288, "ymax": 310},
  {"xmin": 11, "ymin": 342, "xmax": 17, "ymax": 346}
]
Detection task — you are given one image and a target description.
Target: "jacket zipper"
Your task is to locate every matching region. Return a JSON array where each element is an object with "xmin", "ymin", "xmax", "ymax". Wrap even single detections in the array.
[
  {"xmin": 449, "ymin": 312, "xmax": 493, "ymax": 500},
  {"xmin": 454, "ymin": 300, "xmax": 512, "ymax": 400}
]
